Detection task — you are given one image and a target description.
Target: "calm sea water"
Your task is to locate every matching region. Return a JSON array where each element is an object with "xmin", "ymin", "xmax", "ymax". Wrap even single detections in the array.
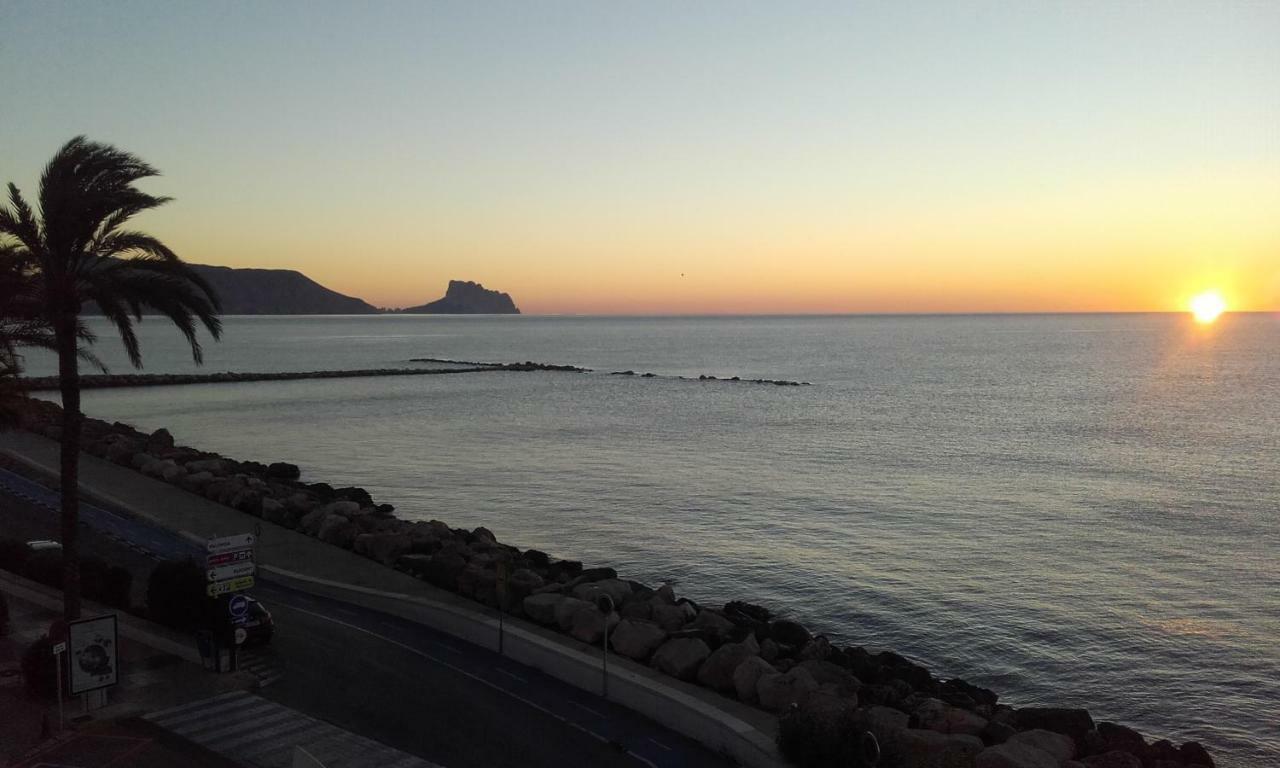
[{"xmin": 22, "ymin": 314, "xmax": 1280, "ymax": 765}]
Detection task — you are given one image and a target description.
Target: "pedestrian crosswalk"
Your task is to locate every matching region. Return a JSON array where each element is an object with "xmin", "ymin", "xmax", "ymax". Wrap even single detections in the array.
[
  {"xmin": 238, "ymin": 646, "xmax": 285, "ymax": 687},
  {"xmin": 144, "ymin": 690, "xmax": 441, "ymax": 768}
]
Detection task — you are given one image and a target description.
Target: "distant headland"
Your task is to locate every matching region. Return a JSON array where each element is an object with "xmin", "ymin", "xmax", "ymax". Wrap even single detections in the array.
[
  {"xmin": 83, "ymin": 265, "xmax": 520, "ymax": 315},
  {"xmin": 398, "ymin": 280, "xmax": 520, "ymax": 315}
]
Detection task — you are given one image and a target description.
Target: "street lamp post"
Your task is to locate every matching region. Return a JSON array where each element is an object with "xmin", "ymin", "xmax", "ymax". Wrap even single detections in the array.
[{"xmin": 595, "ymin": 594, "xmax": 614, "ymax": 699}]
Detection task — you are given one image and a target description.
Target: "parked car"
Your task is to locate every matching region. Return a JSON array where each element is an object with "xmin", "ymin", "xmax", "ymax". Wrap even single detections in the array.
[{"xmin": 240, "ymin": 596, "xmax": 274, "ymax": 645}]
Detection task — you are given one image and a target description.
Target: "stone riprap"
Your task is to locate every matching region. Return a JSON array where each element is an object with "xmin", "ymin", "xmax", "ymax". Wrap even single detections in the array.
[
  {"xmin": 12, "ymin": 398, "xmax": 1214, "ymax": 768},
  {"xmin": 20, "ymin": 361, "xmax": 590, "ymax": 392}
]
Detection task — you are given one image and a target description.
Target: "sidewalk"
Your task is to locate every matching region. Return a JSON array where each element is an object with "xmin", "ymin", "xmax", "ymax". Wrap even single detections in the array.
[{"xmin": 0, "ymin": 578, "xmax": 251, "ymax": 767}]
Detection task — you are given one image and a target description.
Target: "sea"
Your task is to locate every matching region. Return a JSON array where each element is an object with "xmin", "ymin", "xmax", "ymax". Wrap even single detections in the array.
[{"xmin": 20, "ymin": 314, "xmax": 1280, "ymax": 766}]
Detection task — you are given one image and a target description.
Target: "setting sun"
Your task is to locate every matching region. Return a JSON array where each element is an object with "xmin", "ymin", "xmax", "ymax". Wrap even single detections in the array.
[{"xmin": 1190, "ymin": 291, "xmax": 1227, "ymax": 324}]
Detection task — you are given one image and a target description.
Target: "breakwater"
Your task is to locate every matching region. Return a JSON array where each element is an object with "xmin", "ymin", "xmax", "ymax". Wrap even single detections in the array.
[
  {"xmin": 12, "ymin": 398, "xmax": 1217, "ymax": 768},
  {"xmin": 19, "ymin": 361, "xmax": 588, "ymax": 391}
]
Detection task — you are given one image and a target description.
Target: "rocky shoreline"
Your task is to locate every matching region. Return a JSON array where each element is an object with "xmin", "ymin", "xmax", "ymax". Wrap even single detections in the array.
[{"xmin": 13, "ymin": 398, "xmax": 1214, "ymax": 768}]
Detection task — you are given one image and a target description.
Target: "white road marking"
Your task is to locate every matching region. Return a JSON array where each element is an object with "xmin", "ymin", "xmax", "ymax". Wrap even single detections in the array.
[
  {"xmin": 494, "ymin": 668, "xmax": 528, "ymax": 684},
  {"xmin": 280, "ymin": 604, "xmax": 659, "ymax": 768},
  {"xmin": 568, "ymin": 700, "xmax": 606, "ymax": 718},
  {"xmin": 647, "ymin": 737, "xmax": 673, "ymax": 751}
]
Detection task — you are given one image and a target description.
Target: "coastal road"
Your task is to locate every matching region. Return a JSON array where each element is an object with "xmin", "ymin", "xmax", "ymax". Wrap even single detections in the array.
[{"xmin": 0, "ymin": 463, "xmax": 736, "ymax": 768}]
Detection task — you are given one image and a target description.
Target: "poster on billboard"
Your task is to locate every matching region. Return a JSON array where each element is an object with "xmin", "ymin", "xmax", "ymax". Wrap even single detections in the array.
[{"xmin": 68, "ymin": 614, "xmax": 118, "ymax": 695}]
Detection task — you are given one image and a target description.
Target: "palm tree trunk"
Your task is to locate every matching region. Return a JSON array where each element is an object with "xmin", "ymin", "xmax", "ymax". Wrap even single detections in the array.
[{"xmin": 55, "ymin": 316, "xmax": 82, "ymax": 620}]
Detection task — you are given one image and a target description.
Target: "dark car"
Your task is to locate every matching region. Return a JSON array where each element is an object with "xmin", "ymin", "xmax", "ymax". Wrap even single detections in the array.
[{"xmin": 240, "ymin": 596, "xmax": 274, "ymax": 645}]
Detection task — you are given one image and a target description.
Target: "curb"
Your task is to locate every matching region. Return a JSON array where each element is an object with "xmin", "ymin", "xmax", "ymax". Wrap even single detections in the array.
[{"xmin": 262, "ymin": 564, "xmax": 785, "ymax": 768}]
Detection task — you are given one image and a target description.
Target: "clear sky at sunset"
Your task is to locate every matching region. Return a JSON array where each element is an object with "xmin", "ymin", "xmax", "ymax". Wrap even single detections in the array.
[{"xmin": 2, "ymin": 1, "xmax": 1277, "ymax": 314}]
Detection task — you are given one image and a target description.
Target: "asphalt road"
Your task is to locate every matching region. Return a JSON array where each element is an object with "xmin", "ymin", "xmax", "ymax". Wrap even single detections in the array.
[{"xmin": 0, "ymin": 462, "xmax": 736, "ymax": 768}]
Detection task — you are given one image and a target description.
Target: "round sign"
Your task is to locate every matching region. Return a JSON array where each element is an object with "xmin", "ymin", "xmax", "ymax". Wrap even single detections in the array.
[
  {"xmin": 234, "ymin": 628, "xmax": 248, "ymax": 645},
  {"xmin": 228, "ymin": 594, "xmax": 250, "ymax": 620}
]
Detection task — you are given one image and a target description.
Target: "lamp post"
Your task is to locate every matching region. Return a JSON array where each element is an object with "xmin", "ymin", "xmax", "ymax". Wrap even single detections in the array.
[{"xmin": 595, "ymin": 594, "xmax": 614, "ymax": 699}]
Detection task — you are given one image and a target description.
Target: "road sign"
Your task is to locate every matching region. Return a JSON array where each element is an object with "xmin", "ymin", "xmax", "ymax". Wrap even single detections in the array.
[
  {"xmin": 52, "ymin": 641, "xmax": 66, "ymax": 655},
  {"xmin": 228, "ymin": 594, "xmax": 250, "ymax": 625},
  {"xmin": 207, "ymin": 562, "xmax": 256, "ymax": 583},
  {"xmin": 206, "ymin": 576, "xmax": 255, "ymax": 597},
  {"xmin": 207, "ymin": 533, "xmax": 255, "ymax": 554},
  {"xmin": 206, "ymin": 548, "xmax": 254, "ymax": 568}
]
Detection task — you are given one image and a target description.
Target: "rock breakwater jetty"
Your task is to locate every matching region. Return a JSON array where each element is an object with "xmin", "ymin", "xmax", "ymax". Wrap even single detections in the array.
[
  {"xmin": 11, "ymin": 398, "xmax": 1215, "ymax": 768},
  {"xmin": 611, "ymin": 370, "xmax": 810, "ymax": 386},
  {"xmin": 19, "ymin": 361, "xmax": 589, "ymax": 391}
]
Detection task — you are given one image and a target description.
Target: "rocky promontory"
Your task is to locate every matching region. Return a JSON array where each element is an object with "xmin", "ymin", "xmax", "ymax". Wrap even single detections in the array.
[
  {"xmin": 11, "ymin": 399, "xmax": 1216, "ymax": 768},
  {"xmin": 399, "ymin": 280, "xmax": 520, "ymax": 314}
]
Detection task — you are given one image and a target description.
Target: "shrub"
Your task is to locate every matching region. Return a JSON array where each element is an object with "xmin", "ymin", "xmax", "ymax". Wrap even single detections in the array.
[
  {"xmin": 80, "ymin": 557, "xmax": 133, "ymax": 610},
  {"xmin": 21, "ymin": 549, "xmax": 63, "ymax": 589},
  {"xmin": 21, "ymin": 635, "xmax": 59, "ymax": 701},
  {"xmin": 778, "ymin": 698, "xmax": 880, "ymax": 768},
  {"xmin": 147, "ymin": 559, "xmax": 216, "ymax": 632},
  {"xmin": 0, "ymin": 538, "xmax": 30, "ymax": 573}
]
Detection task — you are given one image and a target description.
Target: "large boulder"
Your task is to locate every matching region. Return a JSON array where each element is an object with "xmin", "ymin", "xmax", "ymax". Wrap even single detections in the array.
[
  {"xmin": 354, "ymin": 532, "xmax": 412, "ymax": 566},
  {"xmin": 554, "ymin": 597, "xmax": 595, "ymax": 632},
  {"xmin": 610, "ymin": 620, "xmax": 667, "ymax": 660},
  {"xmin": 757, "ymin": 667, "xmax": 819, "ymax": 712},
  {"xmin": 651, "ymin": 602, "xmax": 695, "ymax": 632},
  {"xmin": 457, "ymin": 563, "xmax": 498, "ymax": 605},
  {"xmin": 317, "ymin": 514, "xmax": 356, "ymax": 548},
  {"xmin": 522, "ymin": 593, "xmax": 567, "ymax": 625},
  {"xmin": 1096, "ymin": 723, "xmax": 1146, "ymax": 755},
  {"xmin": 690, "ymin": 610, "xmax": 736, "ymax": 642},
  {"xmin": 795, "ymin": 659, "xmax": 860, "ymax": 697},
  {"xmin": 852, "ymin": 705, "xmax": 911, "ymax": 750},
  {"xmin": 259, "ymin": 498, "xmax": 284, "ymax": 521},
  {"xmin": 696, "ymin": 638, "xmax": 758, "ymax": 692},
  {"xmin": 146, "ymin": 427, "xmax": 175, "ymax": 453},
  {"xmin": 299, "ymin": 508, "xmax": 329, "ymax": 536},
  {"xmin": 181, "ymin": 471, "xmax": 215, "ymax": 492},
  {"xmin": 185, "ymin": 458, "xmax": 230, "ymax": 475},
  {"xmin": 572, "ymin": 578, "xmax": 632, "ymax": 607},
  {"xmin": 891, "ymin": 730, "xmax": 983, "ymax": 768},
  {"xmin": 501, "ymin": 568, "xmax": 545, "ymax": 613},
  {"xmin": 769, "ymin": 619, "xmax": 811, "ymax": 647},
  {"xmin": 650, "ymin": 638, "xmax": 710, "ymax": 681},
  {"xmin": 915, "ymin": 697, "xmax": 990, "ymax": 737},
  {"xmin": 1015, "ymin": 707, "xmax": 1095, "ymax": 741},
  {"xmin": 569, "ymin": 607, "xmax": 618, "ymax": 644},
  {"xmin": 732, "ymin": 656, "xmax": 775, "ymax": 704},
  {"xmin": 427, "ymin": 549, "xmax": 468, "ymax": 589},
  {"xmin": 976, "ymin": 741, "xmax": 1058, "ymax": 768},
  {"xmin": 1081, "ymin": 752, "xmax": 1142, "ymax": 768},
  {"xmin": 267, "ymin": 461, "xmax": 301, "ymax": 480},
  {"xmin": 142, "ymin": 458, "xmax": 178, "ymax": 479},
  {"xmin": 1007, "ymin": 729, "xmax": 1074, "ymax": 762}
]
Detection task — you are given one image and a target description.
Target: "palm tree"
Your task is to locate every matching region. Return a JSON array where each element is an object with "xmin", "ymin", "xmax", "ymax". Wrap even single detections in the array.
[{"xmin": 0, "ymin": 137, "xmax": 221, "ymax": 619}]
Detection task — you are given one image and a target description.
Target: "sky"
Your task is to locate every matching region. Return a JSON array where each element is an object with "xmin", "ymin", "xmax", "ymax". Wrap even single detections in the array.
[{"xmin": 1, "ymin": 1, "xmax": 1277, "ymax": 314}]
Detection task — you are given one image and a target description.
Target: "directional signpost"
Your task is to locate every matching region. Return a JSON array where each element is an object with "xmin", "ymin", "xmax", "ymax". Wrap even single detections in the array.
[{"xmin": 205, "ymin": 534, "xmax": 256, "ymax": 597}]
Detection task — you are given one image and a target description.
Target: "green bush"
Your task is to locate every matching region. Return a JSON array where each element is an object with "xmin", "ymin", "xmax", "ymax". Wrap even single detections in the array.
[
  {"xmin": 15, "ymin": 551, "xmax": 132, "ymax": 610},
  {"xmin": 147, "ymin": 559, "xmax": 216, "ymax": 632},
  {"xmin": 778, "ymin": 698, "xmax": 880, "ymax": 768},
  {"xmin": 21, "ymin": 635, "xmax": 59, "ymax": 701},
  {"xmin": 21, "ymin": 549, "xmax": 63, "ymax": 589},
  {"xmin": 0, "ymin": 538, "xmax": 30, "ymax": 573},
  {"xmin": 80, "ymin": 557, "xmax": 133, "ymax": 610}
]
